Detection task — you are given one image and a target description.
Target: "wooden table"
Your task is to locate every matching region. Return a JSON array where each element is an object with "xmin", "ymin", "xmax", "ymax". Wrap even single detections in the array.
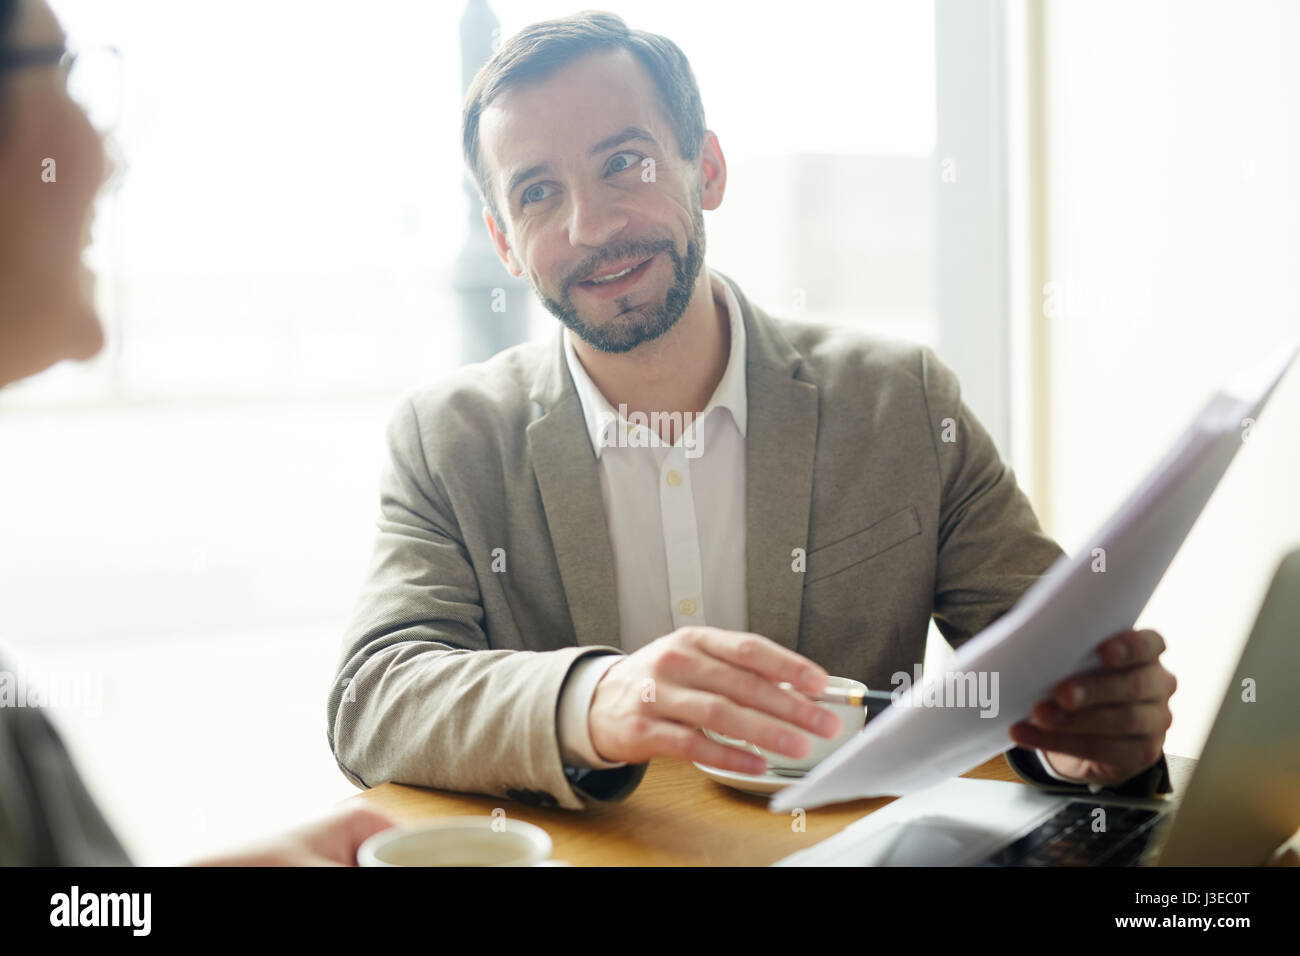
[{"xmin": 345, "ymin": 753, "xmax": 1225, "ymax": 866}]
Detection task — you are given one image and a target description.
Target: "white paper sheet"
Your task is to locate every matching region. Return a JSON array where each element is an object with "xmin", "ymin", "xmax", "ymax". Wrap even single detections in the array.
[{"xmin": 769, "ymin": 337, "xmax": 1299, "ymax": 813}]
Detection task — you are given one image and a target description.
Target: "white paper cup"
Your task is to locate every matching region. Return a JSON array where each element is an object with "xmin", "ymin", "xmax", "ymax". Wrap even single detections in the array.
[
  {"xmin": 358, "ymin": 817, "xmax": 554, "ymax": 867},
  {"xmin": 704, "ymin": 675, "xmax": 869, "ymax": 772}
]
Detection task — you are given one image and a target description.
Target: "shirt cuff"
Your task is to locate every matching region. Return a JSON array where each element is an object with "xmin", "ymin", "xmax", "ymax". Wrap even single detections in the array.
[
  {"xmin": 558, "ymin": 653, "xmax": 627, "ymax": 770},
  {"xmin": 1036, "ymin": 748, "xmax": 1105, "ymax": 794}
]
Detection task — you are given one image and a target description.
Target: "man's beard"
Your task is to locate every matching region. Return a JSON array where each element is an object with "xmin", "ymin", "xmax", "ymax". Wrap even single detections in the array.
[{"xmin": 535, "ymin": 200, "xmax": 706, "ymax": 354}]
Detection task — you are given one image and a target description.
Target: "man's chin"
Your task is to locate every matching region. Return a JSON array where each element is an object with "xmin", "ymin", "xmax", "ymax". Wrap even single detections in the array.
[{"xmin": 568, "ymin": 309, "xmax": 675, "ymax": 354}]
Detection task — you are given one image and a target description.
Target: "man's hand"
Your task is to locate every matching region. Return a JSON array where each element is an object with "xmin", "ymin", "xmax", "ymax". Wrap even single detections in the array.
[
  {"xmin": 588, "ymin": 626, "xmax": 844, "ymax": 774},
  {"xmin": 1009, "ymin": 628, "xmax": 1177, "ymax": 787},
  {"xmin": 187, "ymin": 806, "xmax": 397, "ymax": 866}
]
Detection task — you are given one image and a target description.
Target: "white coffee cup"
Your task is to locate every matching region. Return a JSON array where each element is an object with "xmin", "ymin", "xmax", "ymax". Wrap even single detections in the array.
[
  {"xmin": 358, "ymin": 817, "xmax": 559, "ymax": 867},
  {"xmin": 704, "ymin": 675, "xmax": 869, "ymax": 773}
]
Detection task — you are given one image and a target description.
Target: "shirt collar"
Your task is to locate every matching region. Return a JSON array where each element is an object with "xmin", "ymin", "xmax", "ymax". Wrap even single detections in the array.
[{"xmin": 563, "ymin": 267, "xmax": 748, "ymax": 459}]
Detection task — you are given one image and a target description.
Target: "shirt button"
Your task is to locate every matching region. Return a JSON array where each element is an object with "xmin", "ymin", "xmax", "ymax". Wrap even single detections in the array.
[
  {"xmin": 665, "ymin": 470, "xmax": 682, "ymax": 487},
  {"xmin": 678, "ymin": 598, "xmax": 697, "ymax": 616}
]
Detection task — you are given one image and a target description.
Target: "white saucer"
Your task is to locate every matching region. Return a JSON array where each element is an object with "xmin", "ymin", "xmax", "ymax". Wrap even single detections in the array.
[{"xmin": 692, "ymin": 761, "xmax": 804, "ymax": 795}]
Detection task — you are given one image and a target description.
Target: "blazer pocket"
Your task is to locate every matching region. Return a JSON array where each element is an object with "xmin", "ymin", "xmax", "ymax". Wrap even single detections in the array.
[{"xmin": 803, "ymin": 505, "xmax": 921, "ymax": 586}]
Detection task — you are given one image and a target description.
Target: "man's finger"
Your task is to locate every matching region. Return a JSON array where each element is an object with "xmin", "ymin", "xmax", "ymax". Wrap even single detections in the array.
[
  {"xmin": 688, "ymin": 626, "xmax": 828, "ymax": 695},
  {"xmin": 1098, "ymin": 628, "xmax": 1165, "ymax": 667},
  {"xmin": 668, "ymin": 653, "xmax": 842, "ymax": 740},
  {"xmin": 657, "ymin": 685, "xmax": 817, "ymax": 761},
  {"xmin": 649, "ymin": 721, "xmax": 768, "ymax": 774},
  {"xmin": 1054, "ymin": 661, "xmax": 1176, "ymax": 709},
  {"xmin": 1030, "ymin": 699, "xmax": 1172, "ymax": 736}
]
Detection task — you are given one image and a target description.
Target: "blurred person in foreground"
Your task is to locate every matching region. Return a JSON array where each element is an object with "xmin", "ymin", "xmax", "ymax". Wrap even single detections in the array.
[{"xmin": 0, "ymin": 0, "xmax": 394, "ymax": 866}]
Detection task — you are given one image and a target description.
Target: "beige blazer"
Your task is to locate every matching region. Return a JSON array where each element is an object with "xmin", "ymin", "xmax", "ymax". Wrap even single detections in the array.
[{"xmin": 326, "ymin": 270, "xmax": 1169, "ymax": 811}]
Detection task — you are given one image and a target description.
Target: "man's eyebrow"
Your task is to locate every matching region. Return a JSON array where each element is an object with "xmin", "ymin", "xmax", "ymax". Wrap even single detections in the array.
[
  {"xmin": 505, "ymin": 126, "xmax": 659, "ymax": 204},
  {"xmin": 588, "ymin": 125, "xmax": 658, "ymax": 158}
]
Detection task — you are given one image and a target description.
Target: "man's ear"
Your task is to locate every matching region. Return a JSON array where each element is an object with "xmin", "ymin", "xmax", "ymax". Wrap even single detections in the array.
[
  {"xmin": 697, "ymin": 130, "xmax": 727, "ymax": 213},
  {"xmin": 482, "ymin": 205, "xmax": 522, "ymax": 278}
]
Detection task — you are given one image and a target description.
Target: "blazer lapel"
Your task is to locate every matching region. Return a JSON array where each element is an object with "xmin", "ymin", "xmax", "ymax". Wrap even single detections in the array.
[
  {"xmin": 527, "ymin": 332, "xmax": 622, "ymax": 649},
  {"xmin": 716, "ymin": 272, "xmax": 820, "ymax": 654}
]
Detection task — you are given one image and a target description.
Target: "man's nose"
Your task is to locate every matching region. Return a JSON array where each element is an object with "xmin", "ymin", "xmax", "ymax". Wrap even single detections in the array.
[{"xmin": 566, "ymin": 184, "xmax": 629, "ymax": 251}]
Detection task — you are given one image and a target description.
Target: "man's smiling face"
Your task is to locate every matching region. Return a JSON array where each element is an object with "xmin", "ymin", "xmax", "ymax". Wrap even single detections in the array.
[{"xmin": 478, "ymin": 49, "xmax": 707, "ymax": 354}]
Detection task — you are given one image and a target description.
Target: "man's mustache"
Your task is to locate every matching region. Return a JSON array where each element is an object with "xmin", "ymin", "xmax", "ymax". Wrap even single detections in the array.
[{"xmin": 567, "ymin": 242, "xmax": 674, "ymax": 291}]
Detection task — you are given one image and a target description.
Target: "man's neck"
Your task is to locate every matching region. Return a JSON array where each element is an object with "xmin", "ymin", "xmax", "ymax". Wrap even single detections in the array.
[{"xmin": 569, "ymin": 268, "xmax": 729, "ymax": 441}]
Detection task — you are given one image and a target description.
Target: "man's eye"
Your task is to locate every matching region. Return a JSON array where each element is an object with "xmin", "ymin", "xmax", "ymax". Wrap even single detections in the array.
[
  {"xmin": 521, "ymin": 183, "xmax": 552, "ymax": 207},
  {"xmin": 608, "ymin": 151, "xmax": 642, "ymax": 173},
  {"xmin": 521, "ymin": 153, "xmax": 643, "ymax": 207}
]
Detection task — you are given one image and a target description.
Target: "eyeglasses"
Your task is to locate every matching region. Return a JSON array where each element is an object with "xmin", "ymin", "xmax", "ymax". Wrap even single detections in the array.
[
  {"xmin": 0, "ymin": 43, "xmax": 64, "ymax": 71},
  {"xmin": 0, "ymin": 43, "xmax": 123, "ymax": 136}
]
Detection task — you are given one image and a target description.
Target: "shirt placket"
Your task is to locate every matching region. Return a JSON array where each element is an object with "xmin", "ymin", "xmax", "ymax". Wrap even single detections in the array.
[{"xmin": 658, "ymin": 438, "xmax": 706, "ymax": 628}]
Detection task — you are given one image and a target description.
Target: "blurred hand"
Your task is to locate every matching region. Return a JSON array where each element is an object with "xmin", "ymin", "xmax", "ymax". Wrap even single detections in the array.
[
  {"xmin": 1010, "ymin": 628, "xmax": 1176, "ymax": 787},
  {"xmin": 588, "ymin": 625, "xmax": 844, "ymax": 773},
  {"xmin": 187, "ymin": 805, "xmax": 397, "ymax": 867}
]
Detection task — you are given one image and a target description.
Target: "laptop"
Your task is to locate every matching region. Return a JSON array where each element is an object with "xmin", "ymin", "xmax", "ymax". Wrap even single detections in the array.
[{"xmin": 775, "ymin": 548, "xmax": 1300, "ymax": 867}]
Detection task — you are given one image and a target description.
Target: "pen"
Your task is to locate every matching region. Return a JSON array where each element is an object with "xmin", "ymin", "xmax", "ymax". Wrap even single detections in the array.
[{"xmin": 777, "ymin": 682, "xmax": 895, "ymax": 711}]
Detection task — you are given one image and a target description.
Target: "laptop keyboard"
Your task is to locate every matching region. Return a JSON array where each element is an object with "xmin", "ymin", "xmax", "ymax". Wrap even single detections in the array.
[{"xmin": 979, "ymin": 801, "xmax": 1166, "ymax": 866}]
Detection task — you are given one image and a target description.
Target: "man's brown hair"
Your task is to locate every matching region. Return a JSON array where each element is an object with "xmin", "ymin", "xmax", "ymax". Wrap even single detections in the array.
[{"xmin": 462, "ymin": 9, "xmax": 707, "ymax": 237}]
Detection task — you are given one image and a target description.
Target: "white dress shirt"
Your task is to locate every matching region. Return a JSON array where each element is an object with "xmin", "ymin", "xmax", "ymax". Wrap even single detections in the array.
[
  {"xmin": 555, "ymin": 268, "xmax": 1086, "ymax": 785},
  {"xmin": 556, "ymin": 268, "xmax": 747, "ymax": 769}
]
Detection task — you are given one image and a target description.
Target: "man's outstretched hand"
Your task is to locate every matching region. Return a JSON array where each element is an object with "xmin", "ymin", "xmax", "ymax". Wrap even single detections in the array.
[{"xmin": 1010, "ymin": 628, "xmax": 1177, "ymax": 787}]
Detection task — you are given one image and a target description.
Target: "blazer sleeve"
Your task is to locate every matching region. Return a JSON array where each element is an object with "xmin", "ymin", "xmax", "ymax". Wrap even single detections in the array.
[
  {"xmin": 917, "ymin": 347, "xmax": 1172, "ymax": 798},
  {"xmin": 325, "ymin": 398, "xmax": 646, "ymax": 811},
  {"xmin": 1007, "ymin": 745, "xmax": 1173, "ymax": 799}
]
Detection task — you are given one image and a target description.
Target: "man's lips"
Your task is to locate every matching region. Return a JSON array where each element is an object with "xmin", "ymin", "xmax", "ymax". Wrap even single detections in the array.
[
  {"xmin": 579, "ymin": 255, "xmax": 654, "ymax": 284},
  {"xmin": 574, "ymin": 253, "xmax": 658, "ymax": 299}
]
